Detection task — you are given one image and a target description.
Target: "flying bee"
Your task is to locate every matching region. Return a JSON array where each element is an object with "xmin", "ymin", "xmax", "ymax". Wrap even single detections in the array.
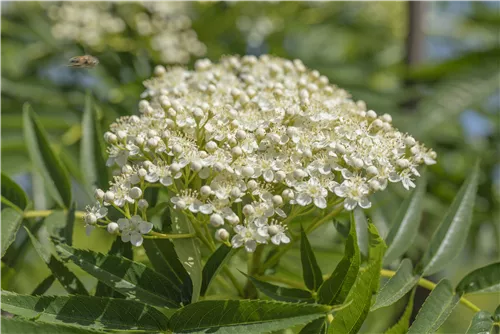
[{"xmin": 67, "ymin": 55, "xmax": 99, "ymax": 68}]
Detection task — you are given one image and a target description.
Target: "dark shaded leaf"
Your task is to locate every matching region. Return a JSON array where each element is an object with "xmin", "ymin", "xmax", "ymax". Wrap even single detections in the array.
[
  {"xmin": 201, "ymin": 244, "xmax": 232, "ymax": 296},
  {"xmin": 23, "ymin": 104, "xmax": 72, "ymax": 208},
  {"xmin": 243, "ymin": 274, "xmax": 314, "ymax": 303},
  {"xmin": 456, "ymin": 262, "xmax": 500, "ymax": 295},
  {"xmin": 372, "ymin": 259, "xmax": 420, "ymax": 311},
  {"xmin": 300, "ymin": 317, "xmax": 328, "ymax": 334},
  {"xmin": 169, "ymin": 300, "xmax": 330, "ymax": 333},
  {"xmin": 422, "ymin": 162, "xmax": 480, "ymax": 275},
  {"xmin": 31, "ymin": 275, "xmax": 56, "ymax": 296},
  {"xmin": 407, "ymin": 279, "xmax": 460, "ymax": 333},
  {"xmin": 1, "ymin": 291, "xmax": 168, "ymax": 331},
  {"xmin": 1, "ymin": 172, "xmax": 28, "ymax": 211},
  {"xmin": 95, "ymin": 238, "xmax": 132, "ymax": 298},
  {"xmin": 55, "ymin": 242, "xmax": 181, "ymax": 308},
  {"xmin": 318, "ymin": 215, "xmax": 359, "ymax": 305},
  {"xmin": 1, "ymin": 317, "xmax": 103, "ymax": 334},
  {"xmin": 25, "ymin": 227, "xmax": 88, "ymax": 295},
  {"xmin": 300, "ymin": 226, "xmax": 323, "ymax": 291},
  {"xmin": 44, "ymin": 205, "xmax": 75, "ymax": 246},
  {"xmin": 384, "ymin": 172, "xmax": 426, "ymax": 264},
  {"xmin": 466, "ymin": 311, "xmax": 494, "ymax": 334},
  {"xmin": 384, "ymin": 288, "xmax": 416, "ymax": 334},
  {"xmin": 143, "ymin": 238, "xmax": 193, "ymax": 304},
  {"xmin": 1, "ymin": 208, "xmax": 23, "ymax": 257}
]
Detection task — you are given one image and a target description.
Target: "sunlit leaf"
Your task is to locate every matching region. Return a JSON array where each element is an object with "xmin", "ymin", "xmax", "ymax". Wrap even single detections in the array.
[
  {"xmin": 421, "ymin": 162, "xmax": 480, "ymax": 275},
  {"xmin": 300, "ymin": 225, "xmax": 323, "ymax": 291},
  {"xmin": 1, "ymin": 172, "xmax": 28, "ymax": 211},
  {"xmin": 23, "ymin": 104, "xmax": 72, "ymax": 208},
  {"xmin": 353, "ymin": 207, "xmax": 369, "ymax": 258},
  {"xmin": 31, "ymin": 275, "xmax": 56, "ymax": 296},
  {"xmin": 372, "ymin": 259, "xmax": 419, "ymax": 311},
  {"xmin": 465, "ymin": 311, "xmax": 494, "ymax": 334},
  {"xmin": 201, "ymin": 244, "xmax": 233, "ymax": 296},
  {"xmin": 55, "ymin": 242, "xmax": 181, "ymax": 308},
  {"xmin": 384, "ymin": 172, "xmax": 426, "ymax": 264},
  {"xmin": 407, "ymin": 279, "xmax": 460, "ymax": 333},
  {"xmin": 1, "ymin": 291, "xmax": 168, "ymax": 331},
  {"xmin": 25, "ymin": 227, "xmax": 88, "ymax": 295},
  {"xmin": 456, "ymin": 262, "xmax": 500, "ymax": 295},
  {"xmin": 1, "ymin": 317, "xmax": 102, "ymax": 334},
  {"xmin": 169, "ymin": 300, "xmax": 330, "ymax": 333},
  {"xmin": 318, "ymin": 215, "xmax": 360, "ymax": 305},
  {"xmin": 1, "ymin": 208, "xmax": 23, "ymax": 257}
]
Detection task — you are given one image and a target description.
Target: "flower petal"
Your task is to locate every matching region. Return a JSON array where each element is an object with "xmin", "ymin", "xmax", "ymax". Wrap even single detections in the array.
[{"xmin": 139, "ymin": 221, "xmax": 153, "ymax": 234}]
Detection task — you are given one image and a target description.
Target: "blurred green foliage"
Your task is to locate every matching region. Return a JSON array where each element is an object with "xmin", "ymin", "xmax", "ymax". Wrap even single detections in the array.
[{"xmin": 1, "ymin": 1, "xmax": 499, "ymax": 332}]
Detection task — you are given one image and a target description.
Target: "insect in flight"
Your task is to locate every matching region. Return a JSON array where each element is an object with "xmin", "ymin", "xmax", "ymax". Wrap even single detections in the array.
[{"xmin": 67, "ymin": 55, "xmax": 99, "ymax": 68}]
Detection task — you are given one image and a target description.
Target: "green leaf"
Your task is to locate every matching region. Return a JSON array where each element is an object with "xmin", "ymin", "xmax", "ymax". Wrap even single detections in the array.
[
  {"xmin": 143, "ymin": 238, "xmax": 193, "ymax": 304},
  {"xmin": 329, "ymin": 222, "xmax": 386, "ymax": 334},
  {"xmin": 1, "ymin": 291, "xmax": 168, "ymax": 331},
  {"xmin": 23, "ymin": 103, "xmax": 72, "ymax": 208},
  {"xmin": 201, "ymin": 244, "xmax": 232, "ymax": 296},
  {"xmin": 318, "ymin": 215, "xmax": 360, "ymax": 305},
  {"xmin": 466, "ymin": 311, "xmax": 494, "ymax": 334},
  {"xmin": 25, "ymin": 227, "xmax": 88, "ymax": 295},
  {"xmin": 421, "ymin": 162, "xmax": 480, "ymax": 275},
  {"xmin": 1, "ymin": 208, "xmax": 23, "ymax": 257},
  {"xmin": 407, "ymin": 279, "xmax": 460, "ymax": 334},
  {"xmin": 44, "ymin": 205, "xmax": 75, "ymax": 246},
  {"xmin": 494, "ymin": 305, "xmax": 500, "ymax": 322},
  {"xmin": 169, "ymin": 300, "xmax": 330, "ymax": 333},
  {"xmin": 300, "ymin": 226, "xmax": 323, "ymax": 291},
  {"xmin": 55, "ymin": 242, "xmax": 182, "ymax": 308},
  {"xmin": 1, "ymin": 317, "xmax": 103, "ymax": 334},
  {"xmin": 94, "ymin": 238, "xmax": 131, "ymax": 298},
  {"xmin": 384, "ymin": 172, "xmax": 426, "ymax": 264},
  {"xmin": 384, "ymin": 288, "xmax": 416, "ymax": 334},
  {"xmin": 353, "ymin": 207, "xmax": 369, "ymax": 258},
  {"xmin": 372, "ymin": 259, "xmax": 420, "ymax": 311},
  {"xmin": 80, "ymin": 93, "xmax": 109, "ymax": 192},
  {"xmin": 1, "ymin": 172, "xmax": 28, "ymax": 211},
  {"xmin": 243, "ymin": 274, "xmax": 314, "ymax": 303},
  {"xmin": 456, "ymin": 262, "xmax": 500, "ymax": 295},
  {"xmin": 170, "ymin": 210, "xmax": 202, "ymax": 303},
  {"xmin": 31, "ymin": 275, "xmax": 56, "ymax": 295},
  {"xmin": 300, "ymin": 317, "xmax": 328, "ymax": 334}
]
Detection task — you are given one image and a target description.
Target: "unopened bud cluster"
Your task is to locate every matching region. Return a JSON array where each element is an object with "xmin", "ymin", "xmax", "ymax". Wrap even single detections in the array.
[{"xmin": 84, "ymin": 55, "xmax": 435, "ymax": 252}]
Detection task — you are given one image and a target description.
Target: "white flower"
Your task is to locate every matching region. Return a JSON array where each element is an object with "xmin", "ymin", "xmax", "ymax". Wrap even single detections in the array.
[
  {"xmin": 334, "ymin": 178, "xmax": 371, "ymax": 211},
  {"xmin": 294, "ymin": 177, "xmax": 328, "ymax": 209},
  {"xmin": 117, "ymin": 215, "xmax": 153, "ymax": 247},
  {"xmin": 231, "ymin": 225, "xmax": 267, "ymax": 252},
  {"xmin": 267, "ymin": 222, "xmax": 291, "ymax": 245},
  {"xmin": 83, "ymin": 202, "xmax": 108, "ymax": 236}
]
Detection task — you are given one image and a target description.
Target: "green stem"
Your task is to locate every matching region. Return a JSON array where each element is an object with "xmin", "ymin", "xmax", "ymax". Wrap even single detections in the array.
[
  {"xmin": 24, "ymin": 210, "xmax": 85, "ymax": 220},
  {"xmin": 380, "ymin": 269, "xmax": 481, "ymax": 313}
]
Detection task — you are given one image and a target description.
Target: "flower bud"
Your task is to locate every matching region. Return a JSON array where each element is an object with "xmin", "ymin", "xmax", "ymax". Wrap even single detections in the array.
[
  {"xmin": 85, "ymin": 213, "xmax": 97, "ymax": 224},
  {"xmin": 275, "ymin": 171, "xmax": 286, "ymax": 182},
  {"xmin": 230, "ymin": 187, "xmax": 241, "ymax": 198},
  {"xmin": 282, "ymin": 189, "xmax": 295, "ymax": 201},
  {"xmin": 94, "ymin": 189, "xmax": 104, "ymax": 200},
  {"xmin": 191, "ymin": 161, "xmax": 202, "ymax": 172},
  {"xmin": 210, "ymin": 214, "xmax": 224, "ymax": 227},
  {"xmin": 138, "ymin": 199, "xmax": 149, "ymax": 210},
  {"xmin": 404, "ymin": 136, "xmax": 416, "ymax": 146},
  {"xmin": 104, "ymin": 191, "xmax": 115, "ymax": 202},
  {"xmin": 366, "ymin": 166, "xmax": 379, "ymax": 175},
  {"xmin": 382, "ymin": 114, "xmax": 392, "ymax": 123},
  {"xmin": 172, "ymin": 144, "xmax": 183, "ymax": 154},
  {"xmin": 206, "ymin": 141, "xmax": 217, "ymax": 152},
  {"xmin": 129, "ymin": 187, "xmax": 142, "ymax": 199},
  {"xmin": 200, "ymin": 185, "xmax": 212, "ymax": 197},
  {"xmin": 293, "ymin": 169, "xmax": 306, "ymax": 180},
  {"xmin": 268, "ymin": 225, "xmax": 280, "ymax": 235},
  {"xmin": 369, "ymin": 180, "xmax": 381, "ymax": 191},
  {"xmin": 272, "ymin": 195, "xmax": 283, "ymax": 207},
  {"xmin": 117, "ymin": 130, "xmax": 127, "ymax": 140},
  {"xmin": 397, "ymin": 159, "xmax": 410, "ymax": 169},
  {"xmin": 154, "ymin": 65, "xmax": 166, "ymax": 76},
  {"xmin": 231, "ymin": 146, "xmax": 243, "ymax": 157},
  {"xmin": 138, "ymin": 168, "xmax": 147, "ymax": 178},
  {"xmin": 366, "ymin": 110, "xmax": 377, "ymax": 119},
  {"xmin": 243, "ymin": 204, "xmax": 255, "ymax": 216},
  {"xmin": 255, "ymin": 128, "xmax": 266, "ymax": 139},
  {"xmin": 107, "ymin": 222, "xmax": 119, "ymax": 234},
  {"xmin": 236, "ymin": 129, "xmax": 246, "ymax": 140},
  {"xmin": 134, "ymin": 136, "xmax": 145, "ymax": 146},
  {"xmin": 242, "ymin": 166, "xmax": 254, "ymax": 178},
  {"xmin": 175, "ymin": 199, "xmax": 187, "ymax": 210},
  {"xmin": 104, "ymin": 132, "xmax": 117, "ymax": 144},
  {"xmin": 352, "ymin": 157, "xmax": 364, "ymax": 169},
  {"xmin": 170, "ymin": 163, "xmax": 181, "ymax": 173},
  {"xmin": 215, "ymin": 228, "xmax": 230, "ymax": 241},
  {"xmin": 247, "ymin": 180, "xmax": 258, "ymax": 190}
]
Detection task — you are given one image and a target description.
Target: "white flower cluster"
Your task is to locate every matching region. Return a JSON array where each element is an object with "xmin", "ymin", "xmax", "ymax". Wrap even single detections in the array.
[
  {"xmin": 46, "ymin": 2, "xmax": 206, "ymax": 64},
  {"xmin": 85, "ymin": 55, "xmax": 436, "ymax": 252}
]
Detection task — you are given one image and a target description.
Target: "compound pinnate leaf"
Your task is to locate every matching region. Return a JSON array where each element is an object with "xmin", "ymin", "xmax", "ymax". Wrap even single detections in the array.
[
  {"xmin": 169, "ymin": 300, "xmax": 330, "ymax": 333},
  {"xmin": 408, "ymin": 279, "xmax": 460, "ymax": 334},
  {"xmin": 372, "ymin": 259, "xmax": 419, "ymax": 311},
  {"xmin": 1, "ymin": 291, "xmax": 168, "ymax": 331},
  {"xmin": 95, "ymin": 238, "xmax": 132, "ymax": 298},
  {"xmin": 55, "ymin": 242, "xmax": 182, "ymax": 308},
  {"xmin": 31, "ymin": 275, "xmax": 56, "ymax": 296},
  {"xmin": 465, "ymin": 311, "xmax": 494, "ymax": 334},
  {"xmin": 318, "ymin": 215, "xmax": 360, "ymax": 305},
  {"xmin": 201, "ymin": 244, "xmax": 232, "ymax": 296},
  {"xmin": 300, "ymin": 226, "xmax": 323, "ymax": 291},
  {"xmin": 384, "ymin": 172, "xmax": 426, "ymax": 264},
  {"xmin": 422, "ymin": 162, "xmax": 480, "ymax": 275},
  {"xmin": 23, "ymin": 103, "xmax": 72, "ymax": 208},
  {"xmin": 243, "ymin": 273, "xmax": 314, "ymax": 303},
  {"xmin": 456, "ymin": 262, "xmax": 500, "ymax": 295},
  {"xmin": 1, "ymin": 208, "xmax": 24, "ymax": 257},
  {"xmin": 1, "ymin": 317, "xmax": 103, "ymax": 334}
]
